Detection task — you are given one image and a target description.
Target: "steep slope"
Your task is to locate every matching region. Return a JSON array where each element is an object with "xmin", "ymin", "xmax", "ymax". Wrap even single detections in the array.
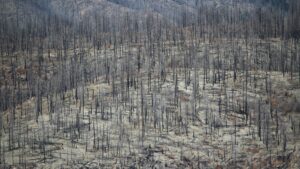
[{"xmin": 0, "ymin": 0, "xmax": 295, "ymax": 32}]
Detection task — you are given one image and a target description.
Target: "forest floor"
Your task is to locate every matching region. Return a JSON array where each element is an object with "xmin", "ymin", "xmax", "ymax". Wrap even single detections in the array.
[{"xmin": 1, "ymin": 41, "xmax": 300, "ymax": 169}]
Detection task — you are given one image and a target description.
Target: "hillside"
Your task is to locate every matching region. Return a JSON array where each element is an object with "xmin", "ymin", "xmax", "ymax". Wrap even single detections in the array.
[{"xmin": 0, "ymin": 0, "xmax": 300, "ymax": 169}]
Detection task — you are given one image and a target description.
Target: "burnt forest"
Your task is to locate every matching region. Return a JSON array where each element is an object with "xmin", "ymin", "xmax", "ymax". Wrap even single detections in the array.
[{"xmin": 0, "ymin": 0, "xmax": 300, "ymax": 168}]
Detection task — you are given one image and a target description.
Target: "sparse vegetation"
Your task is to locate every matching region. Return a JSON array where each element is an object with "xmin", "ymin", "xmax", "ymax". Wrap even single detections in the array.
[{"xmin": 0, "ymin": 0, "xmax": 300, "ymax": 168}]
